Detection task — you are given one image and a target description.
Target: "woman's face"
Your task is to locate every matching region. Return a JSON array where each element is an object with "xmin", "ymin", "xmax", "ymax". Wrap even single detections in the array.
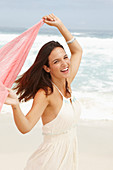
[{"xmin": 46, "ymin": 47, "xmax": 70, "ymax": 80}]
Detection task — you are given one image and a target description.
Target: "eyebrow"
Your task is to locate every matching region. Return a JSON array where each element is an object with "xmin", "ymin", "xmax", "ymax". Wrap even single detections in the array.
[{"xmin": 52, "ymin": 54, "xmax": 67, "ymax": 63}]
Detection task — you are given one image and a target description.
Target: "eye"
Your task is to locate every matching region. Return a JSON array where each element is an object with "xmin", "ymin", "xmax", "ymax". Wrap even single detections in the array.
[
  {"xmin": 54, "ymin": 60, "xmax": 58, "ymax": 64},
  {"xmin": 64, "ymin": 56, "xmax": 68, "ymax": 59}
]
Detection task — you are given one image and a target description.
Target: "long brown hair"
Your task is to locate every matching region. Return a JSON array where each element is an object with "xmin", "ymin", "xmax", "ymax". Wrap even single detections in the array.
[{"xmin": 13, "ymin": 40, "xmax": 70, "ymax": 102}]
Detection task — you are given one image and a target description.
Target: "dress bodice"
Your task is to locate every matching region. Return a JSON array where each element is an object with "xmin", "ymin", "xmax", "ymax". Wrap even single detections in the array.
[{"xmin": 42, "ymin": 82, "xmax": 81, "ymax": 136}]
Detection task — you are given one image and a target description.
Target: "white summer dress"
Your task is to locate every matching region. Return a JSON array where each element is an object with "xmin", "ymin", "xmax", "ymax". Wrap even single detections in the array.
[{"xmin": 24, "ymin": 82, "xmax": 81, "ymax": 170}]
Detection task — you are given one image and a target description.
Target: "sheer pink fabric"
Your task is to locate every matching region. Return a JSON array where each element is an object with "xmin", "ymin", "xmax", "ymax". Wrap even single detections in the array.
[{"xmin": 0, "ymin": 20, "xmax": 44, "ymax": 112}]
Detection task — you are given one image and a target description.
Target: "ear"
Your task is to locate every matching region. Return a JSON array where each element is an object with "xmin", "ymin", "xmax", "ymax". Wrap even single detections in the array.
[{"xmin": 43, "ymin": 65, "xmax": 50, "ymax": 73}]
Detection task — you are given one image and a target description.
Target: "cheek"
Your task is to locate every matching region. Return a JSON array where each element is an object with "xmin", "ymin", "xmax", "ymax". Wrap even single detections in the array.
[
  {"xmin": 53, "ymin": 65, "xmax": 60, "ymax": 73},
  {"xmin": 50, "ymin": 64, "xmax": 60, "ymax": 72}
]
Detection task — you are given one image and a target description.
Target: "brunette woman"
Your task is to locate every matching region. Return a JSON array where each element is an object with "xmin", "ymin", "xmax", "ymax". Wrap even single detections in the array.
[{"xmin": 5, "ymin": 13, "xmax": 83, "ymax": 170}]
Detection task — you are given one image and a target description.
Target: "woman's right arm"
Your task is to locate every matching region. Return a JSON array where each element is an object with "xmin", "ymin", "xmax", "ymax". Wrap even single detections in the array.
[{"xmin": 5, "ymin": 89, "xmax": 49, "ymax": 134}]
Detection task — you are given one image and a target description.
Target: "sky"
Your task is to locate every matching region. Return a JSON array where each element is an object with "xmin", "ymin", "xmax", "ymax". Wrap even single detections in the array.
[{"xmin": 0, "ymin": 0, "xmax": 113, "ymax": 31}]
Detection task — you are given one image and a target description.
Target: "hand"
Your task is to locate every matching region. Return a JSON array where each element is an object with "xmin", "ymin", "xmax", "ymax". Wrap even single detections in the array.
[
  {"xmin": 4, "ymin": 88, "xmax": 19, "ymax": 106},
  {"xmin": 42, "ymin": 13, "xmax": 63, "ymax": 28}
]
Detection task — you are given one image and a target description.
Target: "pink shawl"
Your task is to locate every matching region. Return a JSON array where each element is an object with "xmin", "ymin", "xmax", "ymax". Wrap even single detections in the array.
[{"xmin": 0, "ymin": 20, "xmax": 44, "ymax": 112}]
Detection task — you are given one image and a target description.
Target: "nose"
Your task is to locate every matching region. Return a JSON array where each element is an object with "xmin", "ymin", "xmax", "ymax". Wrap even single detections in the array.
[{"xmin": 61, "ymin": 60, "xmax": 67, "ymax": 67}]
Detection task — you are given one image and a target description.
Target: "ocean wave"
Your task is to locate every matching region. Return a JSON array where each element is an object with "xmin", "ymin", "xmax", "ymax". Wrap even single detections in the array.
[{"xmin": 0, "ymin": 32, "xmax": 113, "ymax": 120}]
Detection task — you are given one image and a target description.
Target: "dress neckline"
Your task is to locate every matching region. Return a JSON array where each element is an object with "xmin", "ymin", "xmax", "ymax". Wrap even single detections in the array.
[
  {"xmin": 42, "ymin": 82, "xmax": 74, "ymax": 127},
  {"xmin": 51, "ymin": 81, "xmax": 72, "ymax": 100}
]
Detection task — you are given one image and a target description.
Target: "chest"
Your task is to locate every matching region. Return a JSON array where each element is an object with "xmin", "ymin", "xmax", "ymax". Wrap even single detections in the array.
[{"xmin": 42, "ymin": 94, "xmax": 74, "ymax": 126}]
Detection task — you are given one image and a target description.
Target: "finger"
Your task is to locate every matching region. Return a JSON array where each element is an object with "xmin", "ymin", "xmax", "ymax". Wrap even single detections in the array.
[
  {"xmin": 48, "ymin": 14, "xmax": 54, "ymax": 21},
  {"xmin": 5, "ymin": 97, "xmax": 15, "ymax": 105},
  {"xmin": 6, "ymin": 87, "xmax": 11, "ymax": 91},
  {"xmin": 51, "ymin": 13, "xmax": 57, "ymax": 20},
  {"xmin": 42, "ymin": 15, "xmax": 47, "ymax": 20},
  {"xmin": 43, "ymin": 15, "xmax": 53, "ymax": 21},
  {"xmin": 43, "ymin": 19, "xmax": 53, "ymax": 25},
  {"xmin": 49, "ymin": 14, "xmax": 55, "ymax": 21},
  {"xmin": 47, "ymin": 16, "xmax": 53, "ymax": 21}
]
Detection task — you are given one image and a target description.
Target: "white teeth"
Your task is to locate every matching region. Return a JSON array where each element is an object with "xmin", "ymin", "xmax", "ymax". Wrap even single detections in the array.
[{"xmin": 61, "ymin": 68, "xmax": 68, "ymax": 71}]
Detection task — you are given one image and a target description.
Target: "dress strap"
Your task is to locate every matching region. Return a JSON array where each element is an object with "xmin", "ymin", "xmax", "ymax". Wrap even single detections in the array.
[
  {"xmin": 51, "ymin": 81, "xmax": 64, "ymax": 98},
  {"xmin": 51, "ymin": 81, "xmax": 72, "ymax": 100}
]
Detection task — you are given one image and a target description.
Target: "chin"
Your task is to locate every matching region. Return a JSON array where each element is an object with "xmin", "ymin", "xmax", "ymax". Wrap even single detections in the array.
[{"xmin": 62, "ymin": 74, "xmax": 70, "ymax": 79}]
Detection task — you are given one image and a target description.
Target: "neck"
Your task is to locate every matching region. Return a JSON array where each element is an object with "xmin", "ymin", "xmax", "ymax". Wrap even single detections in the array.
[
  {"xmin": 51, "ymin": 78, "xmax": 71, "ymax": 98},
  {"xmin": 51, "ymin": 78, "xmax": 66, "ymax": 92}
]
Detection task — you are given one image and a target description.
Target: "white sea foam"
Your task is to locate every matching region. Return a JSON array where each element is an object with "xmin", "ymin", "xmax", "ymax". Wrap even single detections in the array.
[
  {"xmin": 1, "ymin": 91, "xmax": 113, "ymax": 121},
  {"xmin": 0, "ymin": 32, "xmax": 113, "ymax": 120},
  {"xmin": 73, "ymin": 91, "xmax": 113, "ymax": 120}
]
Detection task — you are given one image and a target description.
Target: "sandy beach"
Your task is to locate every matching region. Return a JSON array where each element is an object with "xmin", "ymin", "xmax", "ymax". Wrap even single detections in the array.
[
  {"xmin": 0, "ymin": 111, "xmax": 113, "ymax": 170},
  {"xmin": 0, "ymin": 0, "xmax": 113, "ymax": 169}
]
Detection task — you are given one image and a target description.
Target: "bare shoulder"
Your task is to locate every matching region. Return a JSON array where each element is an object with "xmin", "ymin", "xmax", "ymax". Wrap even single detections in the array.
[
  {"xmin": 33, "ymin": 87, "xmax": 52, "ymax": 105},
  {"xmin": 33, "ymin": 88, "xmax": 48, "ymax": 105}
]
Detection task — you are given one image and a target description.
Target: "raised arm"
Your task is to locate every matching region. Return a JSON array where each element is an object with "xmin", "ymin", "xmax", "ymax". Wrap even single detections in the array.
[
  {"xmin": 5, "ymin": 88, "xmax": 49, "ymax": 134},
  {"xmin": 43, "ymin": 13, "xmax": 83, "ymax": 84}
]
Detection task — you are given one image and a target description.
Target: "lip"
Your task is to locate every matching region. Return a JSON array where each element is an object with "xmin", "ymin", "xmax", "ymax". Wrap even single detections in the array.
[
  {"xmin": 60, "ymin": 67, "xmax": 69, "ymax": 74},
  {"xmin": 60, "ymin": 67, "xmax": 68, "ymax": 72}
]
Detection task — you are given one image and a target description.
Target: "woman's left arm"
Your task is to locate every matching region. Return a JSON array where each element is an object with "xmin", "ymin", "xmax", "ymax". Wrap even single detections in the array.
[
  {"xmin": 43, "ymin": 13, "xmax": 83, "ymax": 84},
  {"xmin": 58, "ymin": 22, "xmax": 83, "ymax": 84}
]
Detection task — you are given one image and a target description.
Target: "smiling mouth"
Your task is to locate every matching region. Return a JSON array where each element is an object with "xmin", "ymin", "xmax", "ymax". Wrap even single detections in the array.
[{"xmin": 60, "ymin": 67, "xmax": 69, "ymax": 72}]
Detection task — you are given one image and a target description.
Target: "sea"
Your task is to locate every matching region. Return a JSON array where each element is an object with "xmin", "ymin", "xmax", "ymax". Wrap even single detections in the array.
[{"xmin": 0, "ymin": 26, "xmax": 113, "ymax": 121}]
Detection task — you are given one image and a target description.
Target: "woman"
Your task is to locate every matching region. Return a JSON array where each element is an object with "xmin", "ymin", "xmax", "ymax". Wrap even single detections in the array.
[{"xmin": 5, "ymin": 14, "xmax": 83, "ymax": 170}]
